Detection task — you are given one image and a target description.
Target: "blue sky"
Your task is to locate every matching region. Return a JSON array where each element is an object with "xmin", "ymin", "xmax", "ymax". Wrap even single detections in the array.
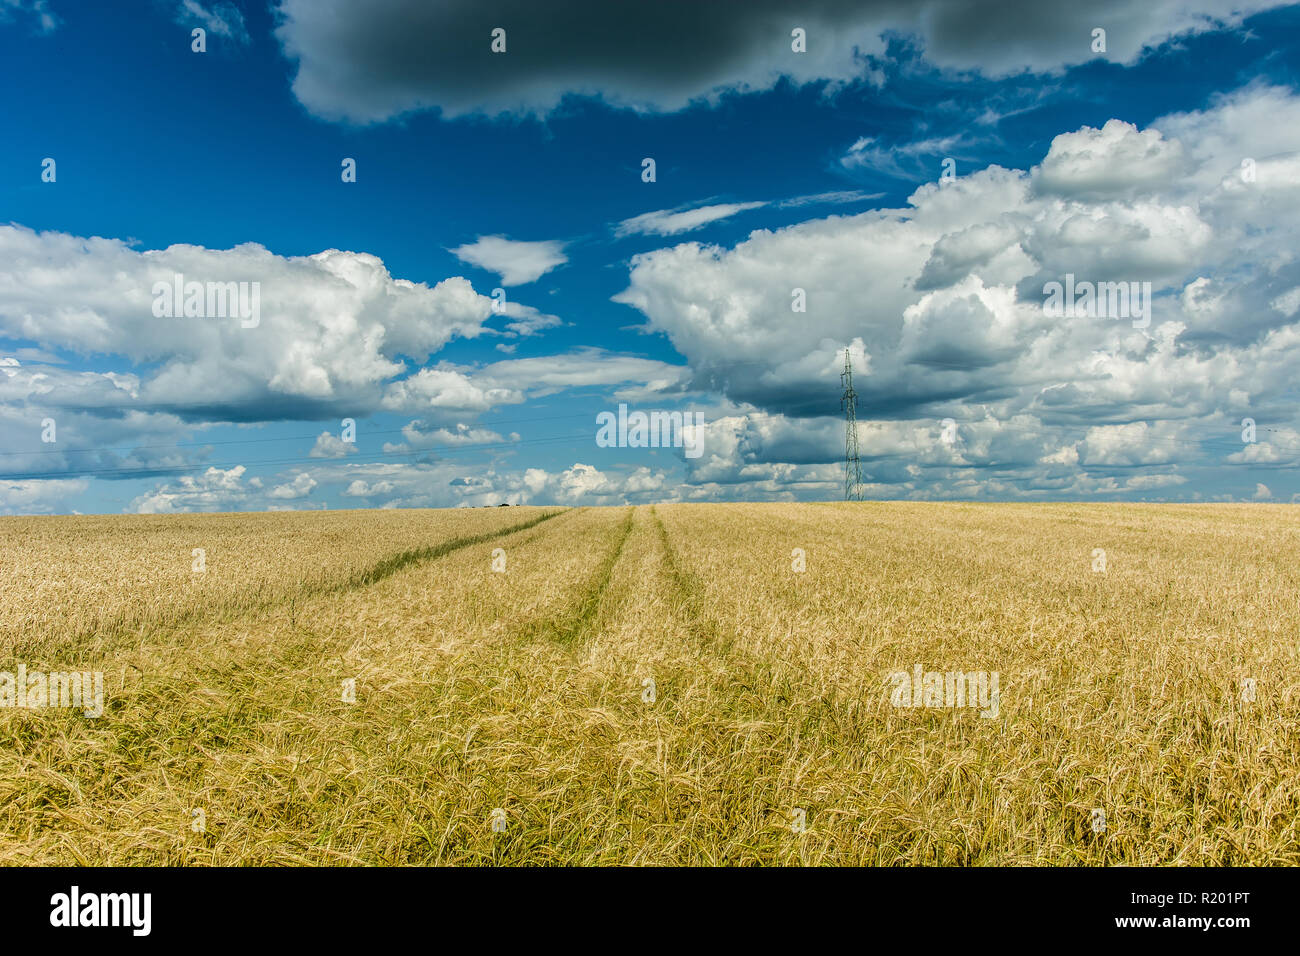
[{"xmin": 3, "ymin": 0, "xmax": 1300, "ymax": 512}]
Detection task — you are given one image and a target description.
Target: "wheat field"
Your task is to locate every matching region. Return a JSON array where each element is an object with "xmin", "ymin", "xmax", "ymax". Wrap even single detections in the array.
[{"xmin": 1, "ymin": 502, "xmax": 1297, "ymax": 865}]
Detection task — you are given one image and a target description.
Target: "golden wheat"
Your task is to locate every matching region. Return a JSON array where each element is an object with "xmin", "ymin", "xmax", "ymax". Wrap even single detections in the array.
[{"xmin": 1, "ymin": 502, "xmax": 1296, "ymax": 865}]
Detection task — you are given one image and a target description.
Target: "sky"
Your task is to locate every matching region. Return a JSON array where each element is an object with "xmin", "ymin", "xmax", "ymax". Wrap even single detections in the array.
[{"xmin": 2, "ymin": 0, "xmax": 1300, "ymax": 513}]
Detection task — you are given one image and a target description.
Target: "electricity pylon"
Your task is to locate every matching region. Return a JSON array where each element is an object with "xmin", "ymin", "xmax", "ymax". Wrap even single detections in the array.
[{"xmin": 840, "ymin": 348, "xmax": 862, "ymax": 501}]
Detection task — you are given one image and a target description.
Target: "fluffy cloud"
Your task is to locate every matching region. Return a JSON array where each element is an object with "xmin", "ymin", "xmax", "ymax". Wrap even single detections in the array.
[
  {"xmin": 556, "ymin": 462, "xmax": 611, "ymax": 501},
  {"xmin": 381, "ymin": 421, "xmax": 512, "ymax": 454},
  {"xmin": 309, "ymin": 431, "xmax": 358, "ymax": 458},
  {"xmin": 380, "ymin": 367, "xmax": 523, "ymax": 415},
  {"xmin": 269, "ymin": 472, "xmax": 317, "ymax": 499},
  {"xmin": 1032, "ymin": 119, "xmax": 1189, "ymax": 199},
  {"xmin": 342, "ymin": 478, "xmax": 395, "ymax": 498},
  {"xmin": 550, "ymin": 463, "xmax": 673, "ymax": 505},
  {"xmin": 0, "ymin": 227, "xmax": 569, "ymax": 452},
  {"xmin": 378, "ymin": 349, "xmax": 687, "ymax": 416},
  {"xmin": 127, "ymin": 463, "xmax": 330, "ymax": 513},
  {"xmin": 0, "ymin": 477, "xmax": 86, "ymax": 515},
  {"xmin": 273, "ymin": 0, "xmax": 1289, "ymax": 123},
  {"xmin": 131, "ymin": 465, "xmax": 251, "ymax": 514},
  {"xmin": 450, "ymin": 236, "xmax": 568, "ymax": 286},
  {"xmin": 0, "ymin": 229, "xmax": 562, "ymax": 426}
]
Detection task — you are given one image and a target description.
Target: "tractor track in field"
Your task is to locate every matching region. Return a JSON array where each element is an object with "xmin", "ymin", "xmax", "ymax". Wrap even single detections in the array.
[
  {"xmin": 650, "ymin": 505, "xmax": 731, "ymax": 656},
  {"xmin": 346, "ymin": 508, "xmax": 568, "ymax": 590},
  {"xmin": 33, "ymin": 509, "xmax": 571, "ymax": 657},
  {"xmin": 517, "ymin": 506, "xmax": 635, "ymax": 648}
]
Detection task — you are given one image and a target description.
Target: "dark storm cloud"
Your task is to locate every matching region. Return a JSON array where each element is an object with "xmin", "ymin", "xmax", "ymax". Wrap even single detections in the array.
[{"xmin": 273, "ymin": 0, "xmax": 1285, "ymax": 123}]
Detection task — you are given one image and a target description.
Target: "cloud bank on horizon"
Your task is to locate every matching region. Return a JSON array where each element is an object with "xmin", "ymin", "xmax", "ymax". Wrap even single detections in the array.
[{"xmin": 1, "ymin": 0, "xmax": 1299, "ymax": 513}]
